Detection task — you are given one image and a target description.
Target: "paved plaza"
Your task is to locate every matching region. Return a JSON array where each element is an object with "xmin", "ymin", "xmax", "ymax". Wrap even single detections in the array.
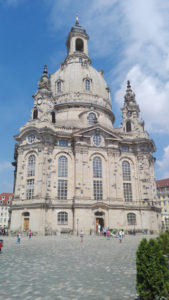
[{"xmin": 0, "ymin": 234, "xmax": 152, "ymax": 300}]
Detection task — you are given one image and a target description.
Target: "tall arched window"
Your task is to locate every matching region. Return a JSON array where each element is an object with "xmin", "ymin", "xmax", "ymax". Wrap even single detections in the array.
[
  {"xmin": 127, "ymin": 213, "xmax": 136, "ymax": 225},
  {"xmin": 122, "ymin": 161, "xmax": 131, "ymax": 181},
  {"xmin": 85, "ymin": 79, "xmax": 90, "ymax": 91},
  {"xmin": 126, "ymin": 121, "xmax": 131, "ymax": 132},
  {"xmin": 58, "ymin": 156, "xmax": 68, "ymax": 200},
  {"xmin": 58, "ymin": 156, "xmax": 68, "ymax": 177},
  {"xmin": 93, "ymin": 156, "xmax": 103, "ymax": 200},
  {"xmin": 58, "ymin": 212, "xmax": 68, "ymax": 225},
  {"xmin": 27, "ymin": 155, "xmax": 36, "ymax": 176},
  {"xmin": 93, "ymin": 157, "xmax": 102, "ymax": 178},
  {"xmin": 88, "ymin": 113, "xmax": 96, "ymax": 125}
]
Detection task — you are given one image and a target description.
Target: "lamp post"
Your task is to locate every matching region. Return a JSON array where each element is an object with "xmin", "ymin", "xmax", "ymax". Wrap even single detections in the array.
[{"xmin": 77, "ymin": 218, "xmax": 79, "ymax": 236}]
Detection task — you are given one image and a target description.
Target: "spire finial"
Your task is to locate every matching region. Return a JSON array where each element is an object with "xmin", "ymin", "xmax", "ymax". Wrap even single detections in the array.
[
  {"xmin": 127, "ymin": 80, "xmax": 131, "ymax": 89},
  {"xmin": 43, "ymin": 64, "xmax": 48, "ymax": 74},
  {"xmin": 75, "ymin": 15, "xmax": 79, "ymax": 25}
]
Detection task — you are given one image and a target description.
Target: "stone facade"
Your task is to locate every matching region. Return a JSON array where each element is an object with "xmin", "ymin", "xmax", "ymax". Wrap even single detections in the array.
[
  {"xmin": 10, "ymin": 19, "xmax": 161, "ymax": 235},
  {"xmin": 156, "ymin": 178, "xmax": 169, "ymax": 231}
]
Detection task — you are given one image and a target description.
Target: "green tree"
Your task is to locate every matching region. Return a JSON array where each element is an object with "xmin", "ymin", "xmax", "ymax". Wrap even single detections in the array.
[{"xmin": 136, "ymin": 238, "xmax": 169, "ymax": 300}]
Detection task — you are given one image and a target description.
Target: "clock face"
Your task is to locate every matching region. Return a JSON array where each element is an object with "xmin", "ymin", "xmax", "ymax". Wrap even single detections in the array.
[
  {"xmin": 28, "ymin": 134, "xmax": 35, "ymax": 144},
  {"xmin": 127, "ymin": 111, "xmax": 132, "ymax": 117},
  {"xmin": 37, "ymin": 98, "xmax": 42, "ymax": 105},
  {"xmin": 93, "ymin": 134, "xmax": 101, "ymax": 146}
]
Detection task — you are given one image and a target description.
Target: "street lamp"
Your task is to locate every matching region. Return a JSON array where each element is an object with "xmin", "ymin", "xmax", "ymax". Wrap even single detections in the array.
[{"xmin": 77, "ymin": 218, "xmax": 79, "ymax": 236}]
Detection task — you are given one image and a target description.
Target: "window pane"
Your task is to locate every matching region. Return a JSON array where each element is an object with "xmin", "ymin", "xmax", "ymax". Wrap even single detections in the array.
[
  {"xmin": 85, "ymin": 79, "xmax": 90, "ymax": 91},
  {"xmin": 58, "ymin": 212, "xmax": 68, "ymax": 224},
  {"xmin": 58, "ymin": 180, "xmax": 67, "ymax": 200},
  {"xmin": 28, "ymin": 155, "xmax": 35, "ymax": 176},
  {"xmin": 127, "ymin": 213, "xmax": 136, "ymax": 225},
  {"xmin": 123, "ymin": 183, "xmax": 132, "ymax": 202},
  {"xmin": 58, "ymin": 156, "xmax": 68, "ymax": 177},
  {"xmin": 26, "ymin": 179, "xmax": 34, "ymax": 200},
  {"xmin": 93, "ymin": 180, "xmax": 103, "ymax": 200},
  {"xmin": 88, "ymin": 113, "xmax": 96, "ymax": 125},
  {"xmin": 58, "ymin": 140, "xmax": 68, "ymax": 147},
  {"xmin": 122, "ymin": 161, "xmax": 131, "ymax": 181},
  {"xmin": 93, "ymin": 157, "xmax": 102, "ymax": 178}
]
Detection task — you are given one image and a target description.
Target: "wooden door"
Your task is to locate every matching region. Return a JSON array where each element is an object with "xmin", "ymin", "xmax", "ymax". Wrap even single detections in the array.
[{"xmin": 24, "ymin": 218, "xmax": 29, "ymax": 230}]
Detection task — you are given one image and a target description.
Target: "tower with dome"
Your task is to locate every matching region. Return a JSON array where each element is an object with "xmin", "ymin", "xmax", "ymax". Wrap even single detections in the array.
[{"xmin": 10, "ymin": 19, "xmax": 161, "ymax": 235}]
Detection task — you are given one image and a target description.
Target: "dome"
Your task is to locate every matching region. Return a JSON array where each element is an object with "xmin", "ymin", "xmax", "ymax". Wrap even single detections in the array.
[{"xmin": 50, "ymin": 61, "xmax": 111, "ymax": 110}]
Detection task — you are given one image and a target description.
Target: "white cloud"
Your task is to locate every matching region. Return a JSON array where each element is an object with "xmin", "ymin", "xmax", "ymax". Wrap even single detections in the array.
[
  {"xmin": 114, "ymin": 65, "xmax": 169, "ymax": 133},
  {"xmin": 156, "ymin": 145, "xmax": 169, "ymax": 178},
  {"xmin": 46, "ymin": 0, "xmax": 169, "ymax": 134}
]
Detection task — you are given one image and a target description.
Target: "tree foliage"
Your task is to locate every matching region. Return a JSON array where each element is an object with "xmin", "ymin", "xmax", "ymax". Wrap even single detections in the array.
[{"xmin": 136, "ymin": 236, "xmax": 169, "ymax": 300}]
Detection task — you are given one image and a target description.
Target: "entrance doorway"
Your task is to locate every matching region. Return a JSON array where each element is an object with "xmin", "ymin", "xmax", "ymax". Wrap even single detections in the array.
[
  {"xmin": 22, "ymin": 212, "xmax": 30, "ymax": 231},
  {"xmin": 96, "ymin": 217, "xmax": 104, "ymax": 232},
  {"xmin": 24, "ymin": 218, "xmax": 29, "ymax": 230}
]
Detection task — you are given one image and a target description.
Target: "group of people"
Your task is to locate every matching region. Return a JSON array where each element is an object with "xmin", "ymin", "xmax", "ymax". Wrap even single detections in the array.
[
  {"xmin": 16, "ymin": 230, "xmax": 33, "ymax": 244},
  {"xmin": 98, "ymin": 225, "xmax": 124, "ymax": 243}
]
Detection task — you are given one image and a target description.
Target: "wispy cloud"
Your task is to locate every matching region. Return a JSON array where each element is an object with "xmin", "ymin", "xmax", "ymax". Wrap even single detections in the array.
[
  {"xmin": 0, "ymin": 162, "xmax": 13, "ymax": 171},
  {"xmin": 156, "ymin": 145, "xmax": 169, "ymax": 179}
]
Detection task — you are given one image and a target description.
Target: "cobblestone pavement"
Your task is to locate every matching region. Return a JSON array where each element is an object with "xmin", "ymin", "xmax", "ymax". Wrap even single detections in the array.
[{"xmin": 0, "ymin": 234, "xmax": 153, "ymax": 300}]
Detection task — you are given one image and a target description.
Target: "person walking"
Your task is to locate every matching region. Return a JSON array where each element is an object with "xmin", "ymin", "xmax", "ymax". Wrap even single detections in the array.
[
  {"xmin": 80, "ymin": 230, "xmax": 84, "ymax": 242},
  {"xmin": 0, "ymin": 239, "xmax": 3, "ymax": 253}
]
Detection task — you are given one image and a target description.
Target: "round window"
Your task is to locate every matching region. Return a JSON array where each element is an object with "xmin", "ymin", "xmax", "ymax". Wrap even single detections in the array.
[
  {"xmin": 28, "ymin": 134, "xmax": 35, "ymax": 144},
  {"xmin": 93, "ymin": 134, "xmax": 101, "ymax": 146}
]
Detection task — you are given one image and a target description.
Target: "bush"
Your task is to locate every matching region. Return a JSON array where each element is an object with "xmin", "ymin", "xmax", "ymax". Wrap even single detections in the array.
[
  {"xmin": 136, "ymin": 237, "xmax": 169, "ymax": 300},
  {"xmin": 157, "ymin": 231, "xmax": 169, "ymax": 258}
]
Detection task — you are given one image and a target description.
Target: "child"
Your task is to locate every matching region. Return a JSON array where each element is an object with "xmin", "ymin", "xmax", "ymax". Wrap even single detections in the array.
[{"xmin": 17, "ymin": 234, "xmax": 21, "ymax": 244}]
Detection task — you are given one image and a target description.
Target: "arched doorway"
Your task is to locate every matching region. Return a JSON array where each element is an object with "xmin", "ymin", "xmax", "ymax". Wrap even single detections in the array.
[
  {"xmin": 22, "ymin": 212, "xmax": 30, "ymax": 230},
  {"xmin": 95, "ymin": 211, "xmax": 104, "ymax": 232}
]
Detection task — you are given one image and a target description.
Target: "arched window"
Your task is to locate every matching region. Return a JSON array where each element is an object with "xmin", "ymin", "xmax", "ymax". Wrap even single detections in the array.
[
  {"xmin": 33, "ymin": 109, "xmax": 38, "ymax": 119},
  {"xmin": 76, "ymin": 38, "xmax": 84, "ymax": 52},
  {"xmin": 93, "ymin": 156, "xmax": 102, "ymax": 178},
  {"xmin": 85, "ymin": 79, "xmax": 90, "ymax": 91},
  {"xmin": 28, "ymin": 155, "xmax": 36, "ymax": 176},
  {"xmin": 57, "ymin": 81, "xmax": 61, "ymax": 93},
  {"xmin": 51, "ymin": 111, "xmax": 55, "ymax": 123},
  {"xmin": 58, "ymin": 212, "xmax": 68, "ymax": 225},
  {"xmin": 122, "ymin": 161, "xmax": 131, "ymax": 181},
  {"xmin": 58, "ymin": 156, "xmax": 68, "ymax": 200},
  {"xmin": 127, "ymin": 213, "xmax": 136, "ymax": 225},
  {"xmin": 93, "ymin": 156, "xmax": 103, "ymax": 200},
  {"xmin": 58, "ymin": 156, "xmax": 68, "ymax": 178},
  {"xmin": 88, "ymin": 113, "xmax": 96, "ymax": 125},
  {"xmin": 126, "ymin": 121, "xmax": 131, "ymax": 132}
]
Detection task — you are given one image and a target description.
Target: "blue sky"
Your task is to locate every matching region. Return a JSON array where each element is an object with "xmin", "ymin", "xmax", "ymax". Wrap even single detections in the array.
[{"xmin": 0, "ymin": 0, "xmax": 169, "ymax": 193}]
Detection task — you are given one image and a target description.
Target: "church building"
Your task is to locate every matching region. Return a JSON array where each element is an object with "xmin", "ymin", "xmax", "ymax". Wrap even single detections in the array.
[{"xmin": 10, "ymin": 18, "xmax": 161, "ymax": 235}]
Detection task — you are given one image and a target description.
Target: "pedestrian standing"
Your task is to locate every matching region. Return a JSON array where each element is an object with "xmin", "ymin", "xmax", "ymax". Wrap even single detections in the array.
[
  {"xmin": 17, "ymin": 234, "xmax": 21, "ymax": 244},
  {"xmin": 118, "ymin": 230, "xmax": 123, "ymax": 243},
  {"xmin": 28, "ymin": 230, "xmax": 32, "ymax": 239},
  {"xmin": 106, "ymin": 229, "xmax": 110, "ymax": 240},
  {"xmin": 80, "ymin": 230, "xmax": 84, "ymax": 242},
  {"xmin": 103, "ymin": 227, "xmax": 107, "ymax": 237}
]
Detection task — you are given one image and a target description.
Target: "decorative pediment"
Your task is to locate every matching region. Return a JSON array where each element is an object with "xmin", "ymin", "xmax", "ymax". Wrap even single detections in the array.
[{"xmin": 73, "ymin": 124, "xmax": 123, "ymax": 141}]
